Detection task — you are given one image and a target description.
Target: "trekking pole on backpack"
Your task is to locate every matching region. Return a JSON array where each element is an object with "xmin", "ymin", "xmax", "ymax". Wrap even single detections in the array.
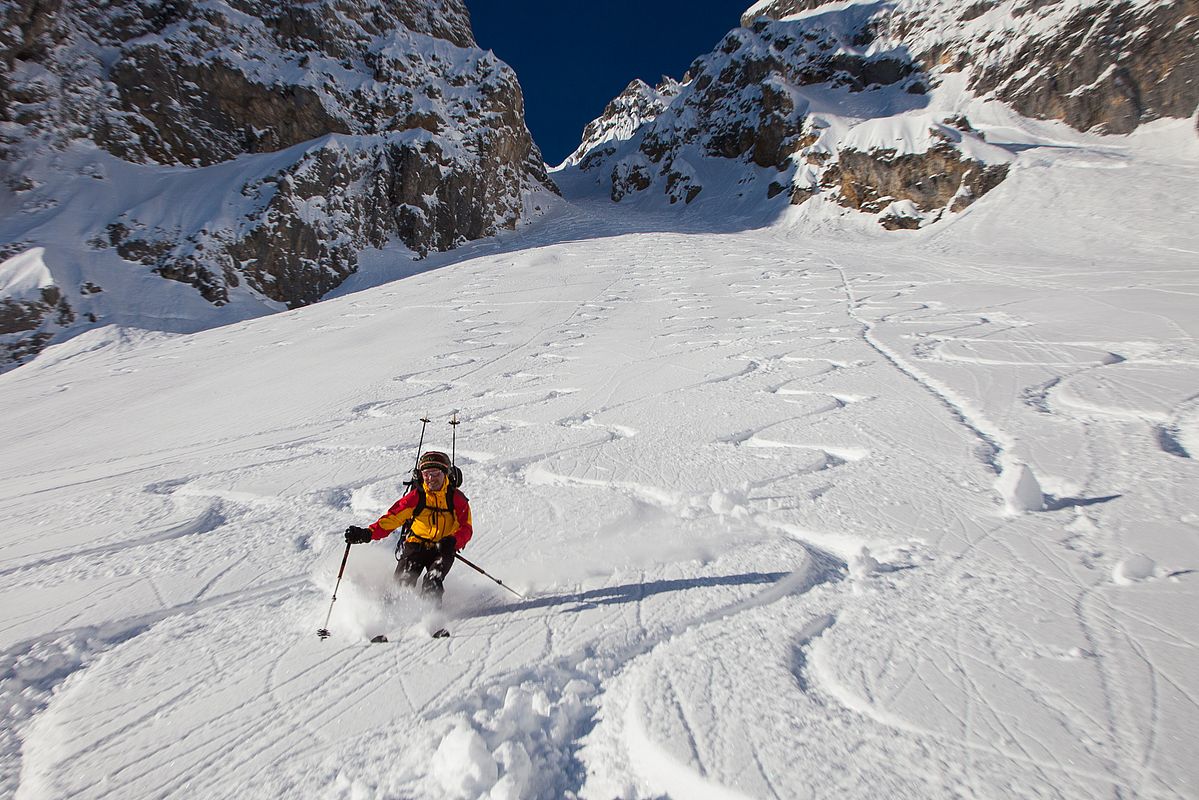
[
  {"xmin": 317, "ymin": 542, "xmax": 353, "ymax": 640},
  {"xmin": 455, "ymin": 552, "xmax": 525, "ymax": 599},
  {"xmin": 408, "ymin": 414, "xmax": 432, "ymax": 489},
  {"xmin": 447, "ymin": 411, "xmax": 463, "ymax": 488},
  {"xmin": 395, "ymin": 415, "xmax": 432, "ymax": 561}
]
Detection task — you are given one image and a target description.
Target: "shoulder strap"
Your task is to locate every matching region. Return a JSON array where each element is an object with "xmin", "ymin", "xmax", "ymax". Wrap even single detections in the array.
[{"xmin": 396, "ymin": 484, "xmax": 425, "ymax": 548}]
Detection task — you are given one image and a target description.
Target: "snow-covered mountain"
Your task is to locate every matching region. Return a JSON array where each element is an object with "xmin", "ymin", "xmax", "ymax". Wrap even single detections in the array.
[
  {"xmin": 0, "ymin": 0, "xmax": 555, "ymax": 368},
  {"xmin": 0, "ymin": 112, "xmax": 1196, "ymax": 798},
  {"xmin": 562, "ymin": 0, "xmax": 1197, "ymax": 226},
  {"xmin": 0, "ymin": 0, "xmax": 1197, "ymax": 795}
]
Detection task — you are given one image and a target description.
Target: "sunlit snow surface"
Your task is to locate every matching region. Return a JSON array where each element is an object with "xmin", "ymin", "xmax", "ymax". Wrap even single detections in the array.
[{"xmin": 1, "ymin": 119, "xmax": 1197, "ymax": 799}]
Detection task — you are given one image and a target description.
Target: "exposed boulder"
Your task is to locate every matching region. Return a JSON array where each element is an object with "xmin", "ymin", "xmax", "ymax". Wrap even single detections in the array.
[{"xmin": 824, "ymin": 123, "xmax": 1012, "ymax": 221}]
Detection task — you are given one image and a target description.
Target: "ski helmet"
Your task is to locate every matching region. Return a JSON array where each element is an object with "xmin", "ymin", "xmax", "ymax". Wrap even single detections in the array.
[{"xmin": 418, "ymin": 450, "xmax": 452, "ymax": 474}]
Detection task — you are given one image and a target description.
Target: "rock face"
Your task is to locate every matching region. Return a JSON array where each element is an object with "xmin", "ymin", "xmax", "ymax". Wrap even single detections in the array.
[
  {"xmin": 0, "ymin": 0, "xmax": 555, "ymax": 368},
  {"xmin": 566, "ymin": 0, "xmax": 1195, "ymax": 224},
  {"xmin": 859, "ymin": 0, "xmax": 1198, "ymax": 135}
]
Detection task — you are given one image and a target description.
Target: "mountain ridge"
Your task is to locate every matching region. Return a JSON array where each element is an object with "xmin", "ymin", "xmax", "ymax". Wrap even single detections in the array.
[
  {"xmin": 0, "ymin": 0, "xmax": 555, "ymax": 368},
  {"xmin": 562, "ymin": 0, "xmax": 1196, "ymax": 227}
]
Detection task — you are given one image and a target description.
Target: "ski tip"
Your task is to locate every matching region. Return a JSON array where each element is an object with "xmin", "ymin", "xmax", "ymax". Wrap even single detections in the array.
[{"xmin": 370, "ymin": 634, "xmax": 389, "ymax": 643}]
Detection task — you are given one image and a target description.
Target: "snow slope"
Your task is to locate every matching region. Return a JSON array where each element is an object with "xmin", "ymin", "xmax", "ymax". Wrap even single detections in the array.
[{"xmin": 0, "ymin": 118, "xmax": 1196, "ymax": 799}]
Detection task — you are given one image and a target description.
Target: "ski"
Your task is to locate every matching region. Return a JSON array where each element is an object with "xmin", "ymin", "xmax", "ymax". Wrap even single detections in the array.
[{"xmin": 368, "ymin": 630, "xmax": 447, "ymax": 641}]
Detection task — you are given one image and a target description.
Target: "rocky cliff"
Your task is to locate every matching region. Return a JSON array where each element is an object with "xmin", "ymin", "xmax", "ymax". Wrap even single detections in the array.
[
  {"xmin": 0, "ymin": 0, "xmax": 555, "ymax": 368},
  {"xmin": 759, "ymin": 0, "xmax": 1199, "ymax": 135},
  {"xmin": 565, "ymin": 0, "xmax": 1195, "ymax": 227}
]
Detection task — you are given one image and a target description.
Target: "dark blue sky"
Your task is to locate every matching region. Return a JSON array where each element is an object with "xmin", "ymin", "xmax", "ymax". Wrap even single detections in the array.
[{"xmin": 468, "ymin": 3, "xmax": 749, "ymax": 166}]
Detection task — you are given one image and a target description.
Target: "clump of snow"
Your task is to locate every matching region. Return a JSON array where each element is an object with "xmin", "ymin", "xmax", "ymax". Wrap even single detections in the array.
[
  {"xmin": 996, "ymin": 462, "xmax": 1045, "ymax": 514},
  {"xmin": 708, "ymin": 486, "xmax": 750, "ymax": 517},
  {"xmin": 848, "ymin": 546, "xmax": 880, "ymax": 579},
  {"xmin": 1113, "ymin": 554, "xmax": 1156, "ymax": 586},
  {"xmin": 431, "ymin": 722, "xmax": 497, "ymax": 797}
]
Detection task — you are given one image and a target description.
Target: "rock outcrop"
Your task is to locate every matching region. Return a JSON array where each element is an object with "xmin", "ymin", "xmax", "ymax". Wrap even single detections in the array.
[{"xmin": 0, "ymin": 0, "xmax": 555, "ymax": 368}]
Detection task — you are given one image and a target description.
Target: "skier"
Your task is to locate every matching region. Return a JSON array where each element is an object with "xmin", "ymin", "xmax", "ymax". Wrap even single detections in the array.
[{"xmin": 343, "ymin": 450, "xmax": 473, "ymax": 600}]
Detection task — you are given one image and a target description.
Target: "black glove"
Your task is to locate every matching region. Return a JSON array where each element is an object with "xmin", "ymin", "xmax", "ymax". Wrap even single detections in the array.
[
  {"xmin": 345, "ymin": 526, "xmax": 372, "ymax": 545},
  {"xmin": 438, "ymin": 535, "xmax": 457, "ymax": 555}
]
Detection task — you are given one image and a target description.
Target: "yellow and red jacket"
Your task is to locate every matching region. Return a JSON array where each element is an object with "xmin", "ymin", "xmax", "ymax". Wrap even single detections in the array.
[{"xmin": 368, "ymin": 483, "xmax": 473, "ymax": 549}]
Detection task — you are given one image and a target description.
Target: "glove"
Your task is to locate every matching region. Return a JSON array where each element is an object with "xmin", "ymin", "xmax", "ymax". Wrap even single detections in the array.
[
  {"xmin": 438, "ymin": 535, "xmax": 457, "ymax": 555},
  {"xmin": 345, "ymin": 526, "xmax": 372, "ymax": 545}
]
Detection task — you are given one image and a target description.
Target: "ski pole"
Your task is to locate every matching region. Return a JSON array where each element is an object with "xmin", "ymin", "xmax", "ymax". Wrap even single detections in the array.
[
  {"xmin": 317, "ymin": 542, "xmax": 353, "ymax": 640},
  {"xmin": 455, "ymin": 553, "xmax": 525, "ymax": 599}
]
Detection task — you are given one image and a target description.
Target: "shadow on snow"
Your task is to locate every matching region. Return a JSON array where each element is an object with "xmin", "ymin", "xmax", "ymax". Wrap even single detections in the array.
[{"xmin": 473, "ymin": 571, "xmax": 791, "ymax": 618}]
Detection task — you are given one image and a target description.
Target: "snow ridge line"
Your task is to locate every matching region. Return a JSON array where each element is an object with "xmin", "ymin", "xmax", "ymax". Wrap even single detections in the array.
[
  {"xmin": 1, "ymin": 576, "xmax": 304, "ymax": 800},
  {"xmin": 623, "ymin": 694, "xmax": 759, "ymax": 800},
  {"xmin": 804, "ymin": 638, "xmax": 1160, "ymax": 794},
  {"xmin": 616, "ymin": 548, "xmax": 847, "ymax": 799},
  {"xmin": 0, "ymin": 502, "xmax": 226, "ymax": 580},
  {"xmin": 829, "ymin": 262, "xmax": 1008, "ymax": 476}
]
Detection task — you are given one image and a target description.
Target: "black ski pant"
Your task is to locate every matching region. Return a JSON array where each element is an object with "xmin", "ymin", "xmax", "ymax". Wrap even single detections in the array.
[{"xmin": 395, "ymin": 539, "xmax": 455, "ymax": 599}]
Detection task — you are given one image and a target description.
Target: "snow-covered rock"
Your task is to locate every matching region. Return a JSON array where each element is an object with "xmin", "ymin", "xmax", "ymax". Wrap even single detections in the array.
[
  {"xmin": 0, "ymin": 0, "xmax": 556, "ymax": 368},
  {"xmin": 0, "ymin": 248, "xmax": 70, "ymax": 361},
  {"xmin": 560, "ymin": 77, "xmax": 681, "ymax": 170}
]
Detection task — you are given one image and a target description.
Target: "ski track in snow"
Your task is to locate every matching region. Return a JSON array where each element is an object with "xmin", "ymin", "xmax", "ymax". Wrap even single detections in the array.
[{"xmin": 2, "ymin": 127, "xmax": 1198, "ymax": 799}]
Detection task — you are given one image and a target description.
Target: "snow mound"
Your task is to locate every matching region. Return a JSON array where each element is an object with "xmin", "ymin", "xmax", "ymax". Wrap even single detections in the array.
[
  {"xmin": 1113, "ymin": 554, "xmax": 1157, "ymax": 585},
  {"xmin": 997, "ymin": 462, "xmax": 1045, "ymax": 514}
]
